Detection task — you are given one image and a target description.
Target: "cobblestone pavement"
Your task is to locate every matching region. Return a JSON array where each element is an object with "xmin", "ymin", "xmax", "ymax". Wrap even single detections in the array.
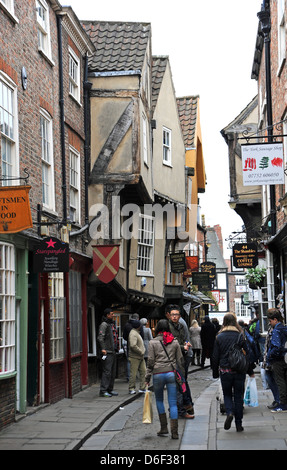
[{"xmin": 81, "ymin": 366, "xmax": 214, "ymax": 450}]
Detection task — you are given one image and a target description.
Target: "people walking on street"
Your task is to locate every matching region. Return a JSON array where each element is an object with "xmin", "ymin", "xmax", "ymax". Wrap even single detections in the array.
[
  {"xmin": 189, "ymin": 319, "xmax": 202, "ymax": 366},
  {"xmin": 262, "ymin": 322, "xmax": 280, "ymax": 410},
  {"xmin": 145, "ymin": 319, "xmax": 183, "ymax": 439},
  {"xmin": 200, "ymin": 315, "xmax": 216, "ymax": 368},
  {"xmin": 97, "ymin": 308, "xmax": 119, "ymax": 397},
  {"xmin": 140, "ymin": 318, "xmax": 153, "ymax": 363},
  {"xmin": 166, "ymin": 304, "xmax": 194, "ymax": 418},
  {"xmin": 123, "ymin": 313, "xmax": 143, "ymax": 380},
  {"xmin": 266, "ymin": 308, "xmax": 287, "ymax": 413},
  {"xmin": 128, "ymin": 320, "xmax": 146, "ymax": 394},
  {"xmin": 212, "ymin": 312, "xmax": 254, "ymax": 432}
]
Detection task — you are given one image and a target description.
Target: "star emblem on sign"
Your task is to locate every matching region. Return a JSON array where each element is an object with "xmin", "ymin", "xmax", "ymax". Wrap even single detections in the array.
[{"xmin": 46, "ymin": 238, "xmax": 57, "ymax": 248}]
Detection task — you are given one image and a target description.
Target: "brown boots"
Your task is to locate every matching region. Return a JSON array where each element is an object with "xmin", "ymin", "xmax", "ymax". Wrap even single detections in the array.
[
  {"xmin": 157, "ymin": 414, "xmax": 178, "ymax": 439},
  {"xmin": 170, "ymin": 419, "xmax": 179, "ymax": 439},
  {"xmin": 157, "ymin": 413, "xmax": 168, "ymax": 435}
]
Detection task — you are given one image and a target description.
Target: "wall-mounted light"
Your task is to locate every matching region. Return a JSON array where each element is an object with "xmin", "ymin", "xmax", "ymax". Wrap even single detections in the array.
[{"xmin": 21, "ymin": 67, "xmax": 27, "ymax": 90}]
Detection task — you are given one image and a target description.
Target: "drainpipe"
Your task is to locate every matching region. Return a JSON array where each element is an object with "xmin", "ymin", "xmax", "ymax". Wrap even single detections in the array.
[
  {"xmin": 57, "ymin": 13, "xmax": 72, "ymax": 399},
  {"xmin": 257, "ymin": 1, "xmax": 276, "ymax": 310},
  {"xmin": 83, "ymin": 53, "xmax": 92, "ymax": 226},
  {"xmin": 57, "ymin": 14, "xmax": 67, "ymax": 224}
]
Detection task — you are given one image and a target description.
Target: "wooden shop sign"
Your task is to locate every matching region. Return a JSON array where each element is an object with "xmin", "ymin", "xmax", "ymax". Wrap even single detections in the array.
[
  {"xmin": 232, "ymin": 243, "xmax": 258, "ymax": 269},
  {"xmin": 200, "ymin": 262, "xmax": 216, "ymax": 280},
  {"xmin": 170, "ymin": 252, "xmax": 186, "ymax": 273},
  {"xmin": 0, "ymin": 185, "xmax": 33, "ymax": 233}
]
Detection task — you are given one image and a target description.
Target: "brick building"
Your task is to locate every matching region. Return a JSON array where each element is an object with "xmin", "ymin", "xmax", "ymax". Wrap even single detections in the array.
[{"xmin": 0, "ymin": 0, "xmax": 94, "ymax": 429}]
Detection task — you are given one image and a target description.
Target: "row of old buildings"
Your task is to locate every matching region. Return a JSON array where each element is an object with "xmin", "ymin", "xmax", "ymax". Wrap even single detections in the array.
[
  {"xmin": 0, "ymin": 0, "xmax": 210, "ymax": 429},
  {"xmin": 222, "ymin": 0, "xmax": 287, "ymax": 334}
]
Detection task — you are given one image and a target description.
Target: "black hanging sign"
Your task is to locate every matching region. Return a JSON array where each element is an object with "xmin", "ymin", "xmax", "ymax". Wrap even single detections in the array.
[
  {"xmin": 232, "ymin": 243, "xmax": 258, "ymax": 269},
  {"xmin": 170, "ymin": 252, "xmax": 186, "ymax": 273},
  {"xmin": 33, "ymin": 237, "xmax": 69, "ymax": 273},
  {"xmin": 200, "ymin": 262, "xmax": 216, "ymax": 280},
  {"xmin": 191, "ymin": 272, "xmax": 210, "ymax": 288}
]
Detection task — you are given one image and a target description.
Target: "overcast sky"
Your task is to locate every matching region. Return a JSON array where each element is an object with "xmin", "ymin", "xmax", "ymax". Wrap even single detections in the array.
[{"xmin": 62, "ymin": 0, "xmax": 261, "ymax": 256}]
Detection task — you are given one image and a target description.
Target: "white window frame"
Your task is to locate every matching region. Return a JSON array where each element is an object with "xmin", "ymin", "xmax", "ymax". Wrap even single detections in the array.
[
  {"xmin": 137, "ymin": 214, "xmax": 154, "ymax": 275},
  {"xmin": 278, "ymin": 0, "xmax": 286, "ymax": 75},
  {"xmin": 234, "ymin": 298, "xmax": 250, "ymax": 318},
  {"xmin": 40, "ymin": 109, "xmax": 55, "ymax": 211},
  {"xmin": 36, "ymin": 0, "xmax": 53, "ymax": 63},
  {"xmin": 0, "ymin": 242, "xmax": 16, "ymax": 376},
  {"xmin": 69, "ymin": 47, "xmax": 80, "ymax": 103},
  {"xmin": 163, "ymin": 126, "xmax": 172, "ymax": 166},
  {"xmin": 49, "ymin": 273, "xmax": 65, "ymax": 362},
  {"xmin": 142, "ymin": 113, "xmax": 148, "ymax": 165},
  {"xmin": 0, "ymin": 0, "xmax": 19, "ymax": 23},
  {"xmin": 69, "ymin": 146, "xmax": 81, "ymax": 224},
  {"xmin": 0, "ymin": 72, "xmax": 19, "ymax": 186}
]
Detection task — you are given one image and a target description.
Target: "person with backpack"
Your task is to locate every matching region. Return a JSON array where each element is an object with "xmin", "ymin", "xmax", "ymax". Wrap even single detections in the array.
[
  {"xmin": 212, "ymin": 313, "xmax": 254, "ymax": 432},
  {"xmin": 266, "ymin": 308, "xmax": 287, "ymax": 413}
]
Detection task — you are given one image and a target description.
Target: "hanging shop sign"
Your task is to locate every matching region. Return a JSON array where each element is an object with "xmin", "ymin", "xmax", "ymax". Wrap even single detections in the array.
[
  {"xmin": 183, "ymin": 256, "xmax": 199, "ymax": 277},
  {"xmin": 170, "ymin": 251, "xmax": 186, "ymax": 273},
  {"xmin": 33, "ymin": 237, "xmax": 69, "ymax": 273},
  {"xmin": 242, "ymin": 142, "xmax": 284, "ymax": 186},
  {"xmin": 232, "ymin": 243, "xmax": 258, "ymax": 269},
  {"xmin": 0, "ymin": 185, "xmax": 33, "ymax": 233},
  {"xmin": 191, "ymin": 272, "xmax": 210, "ymax": 288},
  {"xmin": 200, "ymin": 261, "xmax": 216, "ymax": 281},
  {"xmin": 92, "ymin": 244, "xmax": 120, "ymax": 284}
]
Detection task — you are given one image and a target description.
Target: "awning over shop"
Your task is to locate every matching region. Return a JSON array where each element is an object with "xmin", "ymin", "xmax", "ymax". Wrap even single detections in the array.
[{"xmin": 182, "ymin": 290, "xmax": 214, "ymax": 308}]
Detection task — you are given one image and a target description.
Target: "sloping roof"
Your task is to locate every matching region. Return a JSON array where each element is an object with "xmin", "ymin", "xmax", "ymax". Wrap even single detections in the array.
[
  {"xmin": 221, "ymin": 95, "xmax": 258, "ymax": 143},
  {"xmin": 151, "ymin": 56, "xmax": 168, "ymax": 112},
  {"xmin": 81, "ymin": 21, "xmax": 151, "ymax": 73},
  {"xmin": 176, "ymin": 96, "xmax": 199, "ymax": 148},
  {"xmin": 206, "ymin": 227, "xmax": 228, "ymax": 270}
]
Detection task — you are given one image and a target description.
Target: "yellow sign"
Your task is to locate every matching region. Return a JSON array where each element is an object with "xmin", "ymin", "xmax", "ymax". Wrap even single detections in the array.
[{"xmin": 0, "ymin": 185, "xmax": 33, "ymax": 233}]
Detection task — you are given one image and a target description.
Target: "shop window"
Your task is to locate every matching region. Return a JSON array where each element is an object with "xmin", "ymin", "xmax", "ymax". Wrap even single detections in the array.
[
  {"xmin": 49, "ymin": 273, "xmax": 65, "ymax": 362},
  {"xmin": 0, "ymin": 243, "xmax": 15, "ymax": 375}
]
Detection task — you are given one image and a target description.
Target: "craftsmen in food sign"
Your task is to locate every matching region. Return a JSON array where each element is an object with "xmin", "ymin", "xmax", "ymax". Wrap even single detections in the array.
[{"xmin": 0, "ymin": 185, "xmax": 33, "ymax": 233}]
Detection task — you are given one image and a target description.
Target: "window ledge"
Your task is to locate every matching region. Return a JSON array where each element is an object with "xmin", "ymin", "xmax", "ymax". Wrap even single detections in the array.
[
  {"xmin": 0, "ymin": 2, "xmax": 19, "ymax": 24},
  {"xmin": 38, "ymin": 48, "xmax": 55, "ymax": 67},
  {"xmin": 277, "ymin": 57, "xmax": 286, "ymax": 77}
]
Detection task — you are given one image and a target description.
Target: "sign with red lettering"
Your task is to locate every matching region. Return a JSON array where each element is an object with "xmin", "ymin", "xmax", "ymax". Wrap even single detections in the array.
[
  {"xmin": 242, "ymin": 142, "xmax": 284, "ymax": 186},
  {"xmin": 92, "ymin": 245, "xmax": 120, "ymax": 283}
]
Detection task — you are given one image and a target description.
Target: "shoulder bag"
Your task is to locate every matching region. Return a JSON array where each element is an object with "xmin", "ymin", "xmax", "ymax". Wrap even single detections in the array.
[
  {"xmin": 228, "ymin": 333, "xmax": 249, "ymax": 374},
  {"xmin": 160, "ymin": 341, "xmax": 186, "ymax": 393}
]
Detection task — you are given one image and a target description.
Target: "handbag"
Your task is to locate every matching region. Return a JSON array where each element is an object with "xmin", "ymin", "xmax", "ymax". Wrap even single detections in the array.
[
  {"xmin": 160, "ymin": 341, "xmax": 186, "ymax": 394},
  {"xmin": 244, "ymin": 377, "xmax": 258, "ymax": 407},
  {"xmin": 142, "ymin": 389, "xmax": 153, "ymax": 423},
  {"xmin": 228, "ymin": 333, "xmax": 249, "ymax": 374}
]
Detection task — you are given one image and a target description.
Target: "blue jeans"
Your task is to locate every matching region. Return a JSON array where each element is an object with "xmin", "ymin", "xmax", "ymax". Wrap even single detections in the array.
[
  {"xmin": 264, "ymin": 369, "xmax": 280, "ymax": 404},
  {"xmin": 153, "ymin": 372, "xmax": 178, "ymax": 419},
  {"xmin": 220, "ymin": 371, "xmax": 245, "ymax": 425}
]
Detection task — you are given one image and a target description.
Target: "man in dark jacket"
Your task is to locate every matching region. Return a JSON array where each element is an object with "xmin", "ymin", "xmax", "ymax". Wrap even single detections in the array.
[
  {"xmin": 98, "ymin": 308, "xmax": 119, "ymax": 397},
  {"xmin": 267, "ymin": 308, "xmax": 287, "ymax": 412},
  {"xmin": 200, "ymin": 316, "xmax": 216, "ymax": 368}
]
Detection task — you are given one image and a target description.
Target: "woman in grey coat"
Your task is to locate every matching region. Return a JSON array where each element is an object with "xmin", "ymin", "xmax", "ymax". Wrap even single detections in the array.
[{"xmin": 189, "ymin": 320, "xmax": 202, "ymax": 366}]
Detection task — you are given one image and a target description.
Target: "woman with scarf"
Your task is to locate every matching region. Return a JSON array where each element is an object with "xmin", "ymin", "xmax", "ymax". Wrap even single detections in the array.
[
  {"xmin": 212, "ymin": 312, "xmax": 254, "ymax": 432},
  {"xmin": 145, "ymin": 319, "xmax": 184, "ymax": 439}
]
